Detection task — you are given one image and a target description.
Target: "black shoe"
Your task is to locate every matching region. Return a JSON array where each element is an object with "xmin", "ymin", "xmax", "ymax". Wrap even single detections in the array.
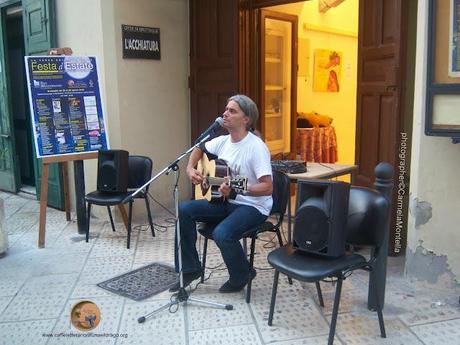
[
  {"xmin": 169, "ymin": 270, "xmax": 202, "ymax": 292},
  {"xmin": 219, "ymin": 269, "xmax": 256, "ymax": 293}
]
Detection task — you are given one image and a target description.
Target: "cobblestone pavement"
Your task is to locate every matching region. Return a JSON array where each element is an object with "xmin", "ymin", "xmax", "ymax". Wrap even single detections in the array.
[{"xmin": 0, "ymin": 191, "xmax": 459, "ymax": 345}]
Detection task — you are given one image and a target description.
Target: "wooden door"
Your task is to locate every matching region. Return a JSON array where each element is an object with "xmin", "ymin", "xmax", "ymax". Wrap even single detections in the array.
[
  {"xmin": 355, "ymin": 0, "xmax": 409, "ymax": 254},
  {"xmin": 355, "ymin": 0, "xmax": 407, "ymax": 186},
  {"xmin": 22, "ymin": 0, "xmax": 64, "ymax": 209},
  {"xmin": 189, "ymin": 0, "xmax": 239, "ymax": 143}
]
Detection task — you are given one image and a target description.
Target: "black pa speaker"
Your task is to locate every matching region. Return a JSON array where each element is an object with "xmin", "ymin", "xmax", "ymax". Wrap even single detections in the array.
[
  {"xmin": 97, "ymin": 150, "xmax": 129, "ymax": 193},
  {"xmin": 293, "ymin": 180, "xmax": 350, "ymax": 257}
]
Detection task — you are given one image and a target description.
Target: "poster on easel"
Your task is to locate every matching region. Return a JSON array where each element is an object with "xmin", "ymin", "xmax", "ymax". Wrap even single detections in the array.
[{"xmin": 24, "ymin": 56, "xmax": 109, "ymax": 158}]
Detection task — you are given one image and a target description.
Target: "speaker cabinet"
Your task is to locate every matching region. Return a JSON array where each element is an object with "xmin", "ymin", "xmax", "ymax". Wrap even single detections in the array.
[
  {"xmin": 293, "ymin": 180, "xmax": 350, "ymax": 257},
  {"xmin": 97, "ymin": 150, "xmax": 129, "ymax": 193}
]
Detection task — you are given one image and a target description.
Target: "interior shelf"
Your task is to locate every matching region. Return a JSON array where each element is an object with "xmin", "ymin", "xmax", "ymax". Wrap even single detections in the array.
[
  {"xmin": 265, "ymin": 57, "xmax": 281, "ymax": 63},
  {"xmin": 265, "ymin": 112, "xmax": 282, "ymax": 118},
  {"xmin": 265, "ymin": 85, "xmax": 284, "ymax": 91}
]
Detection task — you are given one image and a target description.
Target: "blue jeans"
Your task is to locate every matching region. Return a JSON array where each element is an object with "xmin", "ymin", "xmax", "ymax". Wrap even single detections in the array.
[{"xmin": 175, "ymin": 199, "xmax": 267, "ymax": 286}]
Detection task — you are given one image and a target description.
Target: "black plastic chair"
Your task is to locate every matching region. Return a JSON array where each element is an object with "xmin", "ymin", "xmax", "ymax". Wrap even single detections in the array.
[
  {"xmin": 267, "ymin": 163, "xmax": 393, "ymax": 345},
  {"xmin": 85, "ymin": 155, "xmax": 154, "ymax": 249},
  {"xmin": 198, "ymin": 170, "xmax": 292, "ymax": 303}
]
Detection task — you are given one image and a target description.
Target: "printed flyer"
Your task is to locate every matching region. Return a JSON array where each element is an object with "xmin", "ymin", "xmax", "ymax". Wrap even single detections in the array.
[{"xmin": 24, "ymin": 56, "xmax": 109, "ymax": 158}]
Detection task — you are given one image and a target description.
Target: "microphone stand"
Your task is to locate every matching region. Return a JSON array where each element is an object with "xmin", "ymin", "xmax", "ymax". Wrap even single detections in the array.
[{"xmin": 134, "ymin": 134, "xmax": 233, "ymax": 324}]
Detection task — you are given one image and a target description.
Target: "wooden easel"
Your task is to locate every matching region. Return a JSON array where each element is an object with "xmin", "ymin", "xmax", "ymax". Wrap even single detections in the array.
[{"xmin": 38, "ymin": 152, "xmax": 129, "ymax": 248}]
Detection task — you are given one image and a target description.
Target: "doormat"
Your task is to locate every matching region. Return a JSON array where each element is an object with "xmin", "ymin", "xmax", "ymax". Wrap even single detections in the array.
[{"xmin": 97, "ymin": 262, "xmax": 178, "ymax": 301}]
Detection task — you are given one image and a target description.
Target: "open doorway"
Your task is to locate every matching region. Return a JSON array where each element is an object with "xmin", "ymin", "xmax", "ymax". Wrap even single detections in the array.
[
  {"xmin": 0, "ymin": 0, "xmax": 64, "ymax": 208},
  {"xmin": 263, "ymin": 1, "xmax": 358, "ymax": 168},
  {"xmin": 5, "ymin": 5, "xmax": 36, "ymax": 194},
  {"xmin": 257, "ymin": 1, "xmax": 415, "ymax": 256}
]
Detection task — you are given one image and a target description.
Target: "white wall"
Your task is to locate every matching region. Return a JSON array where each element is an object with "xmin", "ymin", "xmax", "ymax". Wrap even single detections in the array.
[
  {"xmin": 408, "ymin": 0, "xmax": 460, "ymax": 286},
  {"xmin": 55, "ymin": 0, "xmax": 190, "ymax": 220},
  {"xmin": 108, "ymin": 0, "xmax": 190, "ymax": 219}
]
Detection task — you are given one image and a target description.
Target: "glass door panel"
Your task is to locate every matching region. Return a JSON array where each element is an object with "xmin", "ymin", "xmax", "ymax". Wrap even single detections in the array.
[{"xmin": 263, "ymin": 17, "xmax": 292, "ymax": 154}]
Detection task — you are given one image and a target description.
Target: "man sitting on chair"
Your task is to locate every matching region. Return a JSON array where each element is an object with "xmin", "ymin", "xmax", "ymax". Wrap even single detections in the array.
[{"xmin": 170, "ymin": 94, "xmax": 273, "ymax": 293}]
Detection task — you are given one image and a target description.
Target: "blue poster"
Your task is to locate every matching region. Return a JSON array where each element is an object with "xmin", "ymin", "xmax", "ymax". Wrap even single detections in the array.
[{"xmin": 24, "ymin": 56, "xmax": 109, "ymax": 158}]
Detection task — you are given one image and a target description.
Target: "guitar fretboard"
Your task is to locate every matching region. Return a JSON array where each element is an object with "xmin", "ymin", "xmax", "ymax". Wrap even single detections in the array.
[{"xmin": 207, "ymin": 176, "xmax": 225, "ymax": 186}]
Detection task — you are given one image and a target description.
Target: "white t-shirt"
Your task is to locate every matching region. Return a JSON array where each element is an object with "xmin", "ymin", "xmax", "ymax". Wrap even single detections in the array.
[{"xmin": 205, "ymin": 132, "xmax": 273, "ymax": 215}]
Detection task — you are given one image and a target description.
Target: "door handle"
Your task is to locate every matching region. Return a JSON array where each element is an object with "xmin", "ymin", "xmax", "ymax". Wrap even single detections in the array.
[{"xmin": 0, "ymin": 133, "xmax": 10, "ymax": 138}]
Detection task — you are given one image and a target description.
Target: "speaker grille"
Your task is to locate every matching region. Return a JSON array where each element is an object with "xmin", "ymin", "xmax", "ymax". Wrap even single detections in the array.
[
  {"xmin": 99, "ymin": 162, "xmax": 117, "ymax": 191},
  {"xmin": 293, "ymin": 180, "xmax": 350, "ymax": 257},
  {"xmin": 294, "ymin": 204, "xmax": 329, "ymax": 252}
]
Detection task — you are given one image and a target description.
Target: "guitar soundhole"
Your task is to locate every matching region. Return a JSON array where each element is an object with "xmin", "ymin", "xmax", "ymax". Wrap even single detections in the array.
[{"xmin": 201, "ymin": 178, "xmax": 210, "ymax": 195}]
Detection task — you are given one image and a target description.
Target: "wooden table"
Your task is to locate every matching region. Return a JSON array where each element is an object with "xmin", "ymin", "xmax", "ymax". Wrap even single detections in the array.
[{"xmin": 285, "ymin": 162, "xmax": 358, "ymax": 242}]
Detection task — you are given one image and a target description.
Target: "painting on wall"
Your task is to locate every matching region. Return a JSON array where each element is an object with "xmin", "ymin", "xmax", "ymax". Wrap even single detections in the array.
[{"xmin": 313, "ymin": 49, "xmax": 342, "ymax": 92}]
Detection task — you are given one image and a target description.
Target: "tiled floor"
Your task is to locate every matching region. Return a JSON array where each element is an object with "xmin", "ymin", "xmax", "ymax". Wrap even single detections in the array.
[{"xmin": 0, "ymin": 191, "xmax": 459, "ymax": 345}]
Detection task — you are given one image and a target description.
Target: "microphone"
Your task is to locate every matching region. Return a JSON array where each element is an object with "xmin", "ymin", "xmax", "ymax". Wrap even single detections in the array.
[{"xmin": 194, "ymin": 117, "xmax": 224, "ymax": 144}]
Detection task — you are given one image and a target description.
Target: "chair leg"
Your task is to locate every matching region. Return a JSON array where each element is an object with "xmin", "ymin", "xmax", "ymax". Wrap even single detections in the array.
[
  {"xmin": 328, "ymin": 277, "xmax": 343, "ymax": 345},
  {"xmin": 276, "ymin": 229, "xmax": 293, "ymax": 285},
  {"xmin": 127, "ymin": 201, "xmax": 133, "ymax": 249},
  {"xmin": 246, "ymin": 236, "xmax": 257, "ymax": 303},
  {"xmin": 107, "ymin": 206, "xmax": 116, "ymax": 232},
  {"xmin": 316, "ymin": 281, "xmax": 325, "ymax": 307},
  {"xmin": 268, "ymin": 270, "xmax": 280, "ymax": 326},
  {"xmin": 201, "ymin": 237, "xmax": 208, "ymax": 283},
  {"xmin": 370, "ymin": 273, "xmax": 386, "ymax": 338},
  {"xmin": 86, "ymin": 203, "xmax": 91, "ymax": 242},
  {"xmin": 275, "ymin": 228, "xmax": 283, "ymax": 246},
  {"xmin": 144, "ymin": 195, "xmax": 155, "ymax": 237},
  {"xmin": 376, "ymin": 300, "xmax": 386, "ymax": 338}
]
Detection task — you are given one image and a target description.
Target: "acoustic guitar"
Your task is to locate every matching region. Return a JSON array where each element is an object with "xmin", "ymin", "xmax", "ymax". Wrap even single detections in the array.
[{"xmin": 195, "ymin": 154, "xmax": 248, "ymax": 201}]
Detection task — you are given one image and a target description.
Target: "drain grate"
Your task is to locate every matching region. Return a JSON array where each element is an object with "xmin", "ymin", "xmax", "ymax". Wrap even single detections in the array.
[{"xmin": 97, "ymin": 262, "xmax": 178, "ymax": 301}]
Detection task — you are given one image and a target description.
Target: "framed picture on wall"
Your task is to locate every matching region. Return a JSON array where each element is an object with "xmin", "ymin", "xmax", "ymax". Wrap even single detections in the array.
[
  {"xmin": 313, "ymin": 49, "xmax": 342, "ymax": 92},
  {"xmin": 426, "ymin": 0, "xmax": 460, "ymax": 138}
]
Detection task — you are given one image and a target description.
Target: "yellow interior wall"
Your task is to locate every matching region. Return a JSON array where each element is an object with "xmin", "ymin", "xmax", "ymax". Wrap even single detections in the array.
[{"xmin": 271, "ymin": 1, "xmax": 359, "ymax": 166}]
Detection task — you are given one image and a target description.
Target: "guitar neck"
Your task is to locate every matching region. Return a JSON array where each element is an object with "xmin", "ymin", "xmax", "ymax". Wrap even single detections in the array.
[{"xmin": 207, "ymin": 176, "xmax": 225, "ymax": 186}]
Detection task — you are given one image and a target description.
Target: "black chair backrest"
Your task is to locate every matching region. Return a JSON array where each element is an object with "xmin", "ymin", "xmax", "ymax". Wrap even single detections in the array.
[
  {"xmin": 271, "ymin": 170, "xmax": 290, "ymax": 218},
  {"xmin": 127, "ymin": 156, "xmax": 153, "ymax": 190},
  {"xmin": 346, "ymin": 186, "xmax": 390, "ymax": 248}
]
